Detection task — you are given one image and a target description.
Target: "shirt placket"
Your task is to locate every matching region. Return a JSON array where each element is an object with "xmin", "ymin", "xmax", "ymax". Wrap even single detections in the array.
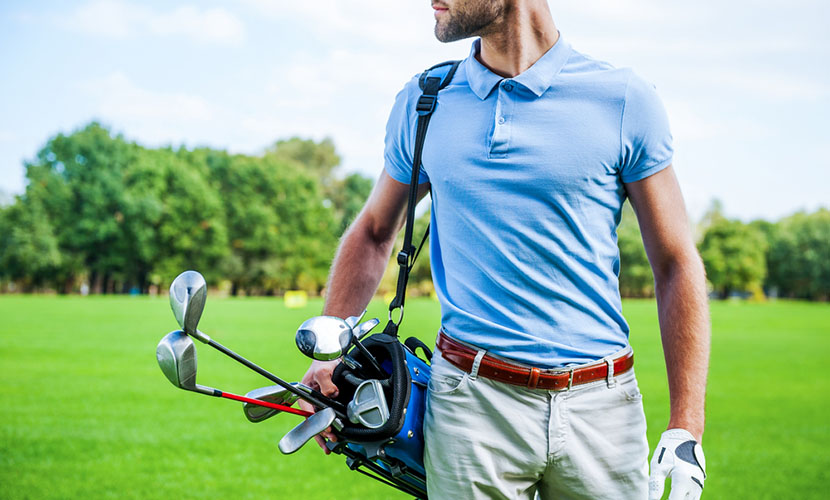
[{"xmin": 489, "ymin": 80, "xmax": 516, "ymax": 159}]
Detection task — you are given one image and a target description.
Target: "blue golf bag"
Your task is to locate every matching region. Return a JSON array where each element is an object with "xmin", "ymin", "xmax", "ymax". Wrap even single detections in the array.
[{"xmin": 328, "ymin": 334, "xmax": 432, "ymax": 497}]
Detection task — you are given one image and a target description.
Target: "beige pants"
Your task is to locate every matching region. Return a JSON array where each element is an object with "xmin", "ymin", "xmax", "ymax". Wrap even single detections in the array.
[{"xmin": 424, "ymin": 348, "xmax": 649, "ymax": 500}]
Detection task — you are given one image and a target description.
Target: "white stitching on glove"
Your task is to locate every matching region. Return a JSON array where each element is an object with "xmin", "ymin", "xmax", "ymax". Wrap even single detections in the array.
[{"xmin": 649, "ymin": 429, "xmax": 706, "ymax": 500}]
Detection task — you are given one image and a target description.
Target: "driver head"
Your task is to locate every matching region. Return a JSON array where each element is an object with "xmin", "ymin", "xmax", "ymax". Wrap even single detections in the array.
[
  {"xmin": 295, "ymin": 316, "xmax": 353, "ymax": 361},
  {"xmin": 156, "ymin": 330, "xmax": 214, "ymax": 395},
  {"xmin": 169, "ymin": 270, "xmax": 207, "ymax": 335}
]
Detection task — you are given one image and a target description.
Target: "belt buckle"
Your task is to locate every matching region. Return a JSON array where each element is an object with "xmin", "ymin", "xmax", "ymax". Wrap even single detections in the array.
[{"xmin": 566, "ymin": 368, "xmax": 574, "ymax": 391}]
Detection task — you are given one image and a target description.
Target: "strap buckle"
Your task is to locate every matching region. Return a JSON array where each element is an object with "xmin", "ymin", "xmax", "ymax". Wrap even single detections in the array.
[
  {"xmin": 416, "ymin": 95, "xmax": 437, "ymax": 116},
  {"xmin": 397, "ymin": 250, "xmax": 409, "ymax": 266}
]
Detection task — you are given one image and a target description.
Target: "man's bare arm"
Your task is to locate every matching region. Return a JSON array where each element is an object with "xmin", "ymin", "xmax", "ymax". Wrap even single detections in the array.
[{"xmin": 625, "ymin": 165, "xmax": 710, "ymax": 441}]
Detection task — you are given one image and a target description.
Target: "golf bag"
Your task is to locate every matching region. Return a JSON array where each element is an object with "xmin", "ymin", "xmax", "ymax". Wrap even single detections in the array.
[{"xmin": 323, "ymin": 60, "xmax": 462, "ymax": 499}]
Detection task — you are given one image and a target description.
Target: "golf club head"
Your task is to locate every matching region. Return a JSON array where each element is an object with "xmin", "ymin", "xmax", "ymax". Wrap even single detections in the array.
[
  {"xmin": 169, "ymin": 270, "xmax": 207, "ymax": 336},
  {"xmin": 344, "ymin": 310, "xmax": 366, "ymax": 329},
  {"xmin": 295, "ymin": 316, "xmax": 353, "ymax": 361},
  {"xmin": 243, "ymin": 383, "xmax": 304, "ymax": 423},
  {"xmin": 278, "ymin": 407, "xmax": 337, "ymax": 454},
  {"xmin": 156, "ymin": 330, "xmax": 214, "ymax": 395},
  {"xmin": 347, "ymin": 379, "xmax": 390, "ymax": 429},
  {"xmin": 353, "ymin": 318, "xmax": 380, "ymax": 340}
]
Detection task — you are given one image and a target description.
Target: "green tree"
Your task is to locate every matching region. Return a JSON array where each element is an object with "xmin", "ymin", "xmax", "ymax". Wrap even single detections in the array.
[
  {"xmin": 266, "ymin": 137, "xmax": 340, "ymax": 182},
  {"xmin": 699, "ymin": 215, "xmax": 767, "ymax": 298},
  {"xmin": 205, "ymin": 152, "xmax": 337, "ymax": 294},
  {"xmin": 0, "ymin": 198, "xmax": 62, "ymax": 290},
  {"xmin": 24, "ymin": 122, "xmax": 136, "ymax": 292},
  {"xmin": 767, "ymin": 209, "xmax": 830, "ymax": 300},
  {"xmin": 327, "ymin": 173, "xmax": 374, "ymax": 235},
  {"xmin": 617, "ymin": 200, "xmax": 654, "ymax": 298}
]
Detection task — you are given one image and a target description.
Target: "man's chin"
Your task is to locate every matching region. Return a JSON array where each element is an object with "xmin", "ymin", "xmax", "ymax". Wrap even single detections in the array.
[{"xmin": 434, "ymin": 25, "xmax": 472, "ymax": 43}]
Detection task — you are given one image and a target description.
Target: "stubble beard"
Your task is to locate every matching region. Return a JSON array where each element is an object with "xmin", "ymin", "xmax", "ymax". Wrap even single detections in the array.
[{"xmin": 434, "ymin": 0, "xmax": 505, "ymax": 43}]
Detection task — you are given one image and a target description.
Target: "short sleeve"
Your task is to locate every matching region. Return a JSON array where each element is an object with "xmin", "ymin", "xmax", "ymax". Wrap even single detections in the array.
[
  {"xmin": 383, "ymin": 76, "xmax": 430, "ymax": 185},
  {"xmin": 619, "ymin": 73, "xmax": 673, "ymax": 183}
]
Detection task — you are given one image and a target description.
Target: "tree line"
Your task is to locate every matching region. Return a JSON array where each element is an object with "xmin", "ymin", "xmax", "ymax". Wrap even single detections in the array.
[
  {"xmin": 0, "ymin": 123, "xmax": 372, "ymax": 295},
  {"xmin": 618, "ymin": 200, "xmax": 830, "ymax": 301},
  {"xmin": 1, "ymin": 122, "xmax": 827, "ymax": 300}
]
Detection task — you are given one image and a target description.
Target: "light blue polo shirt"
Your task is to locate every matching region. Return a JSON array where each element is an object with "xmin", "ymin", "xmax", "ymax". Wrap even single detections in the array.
[{"xmin": 384, "ymin": 36, "xmax": 673, "ymax": 368}]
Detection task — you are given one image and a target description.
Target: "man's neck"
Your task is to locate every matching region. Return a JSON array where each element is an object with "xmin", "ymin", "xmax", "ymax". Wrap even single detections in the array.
[{"xmin": 476, "ymin": 2, "xmax": 558, "ymax": 78}]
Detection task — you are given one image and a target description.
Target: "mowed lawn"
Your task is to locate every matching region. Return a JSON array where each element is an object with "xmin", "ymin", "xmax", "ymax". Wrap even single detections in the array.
[{"xmin": 1, "ymin": 296, "xmax": 828, "ymax": 499}]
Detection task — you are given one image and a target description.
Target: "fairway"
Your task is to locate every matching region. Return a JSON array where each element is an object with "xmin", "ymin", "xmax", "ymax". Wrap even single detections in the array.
[{"xmin": 1, "ymin": 296, "xmax": 828, "ymax": 499}]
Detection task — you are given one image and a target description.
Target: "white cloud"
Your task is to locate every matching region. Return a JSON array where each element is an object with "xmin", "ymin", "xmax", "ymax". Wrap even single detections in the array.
[
  {"xmin": 242, "ymin": 0, "xmax": 429, "ymax": 47},
  {"xmin": 63, "ymin": 0, "xmax": 245, "ymax": 45},
  {"xmin": 80, "ymin": 73, "xmax": 214, "ymax": 143},
  {"xmin": 146, "ymin": 6, "xmax": 245, "ymax": 45}
]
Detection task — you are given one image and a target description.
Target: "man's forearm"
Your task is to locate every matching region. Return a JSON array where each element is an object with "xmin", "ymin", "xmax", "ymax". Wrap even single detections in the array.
[
  {"xmin": 654, "ymin": 254, "xmax": 710, "ymax": 441},
  {"xmin": 322, "ymin": 221, "xmax": 397, "ymax": 319}
]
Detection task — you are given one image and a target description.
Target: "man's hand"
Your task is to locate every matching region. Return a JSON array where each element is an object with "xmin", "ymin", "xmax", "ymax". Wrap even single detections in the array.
[
  {"xmin": 299, "ymin": 359, "xmax": 341, "ymax": 453},
  {"xmin": 649, "ymin": 429, "xmax": 706, "ymax": 500}
]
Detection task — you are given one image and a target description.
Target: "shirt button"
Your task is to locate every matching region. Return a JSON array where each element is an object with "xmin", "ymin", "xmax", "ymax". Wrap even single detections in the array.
[
  {"xmin": 497, "ymin": 116, "xmax": 506, "ymax": 125},
  {"xmin": 503, "ymin": 82, "xmax": 514, "ymax": 92}
]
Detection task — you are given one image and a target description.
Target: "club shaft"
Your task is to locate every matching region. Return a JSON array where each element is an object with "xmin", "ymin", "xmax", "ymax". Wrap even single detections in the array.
[
  {"xmin": 352, "ymin": 339, "xmax": 386, "ymax": 378},
  {"xmin": 205, "ymin": 338, "xmax": 347, "ymax": 418},
  {"xmin": 219, "ymin": 392, "xmax": 312, "ymax": 417}
]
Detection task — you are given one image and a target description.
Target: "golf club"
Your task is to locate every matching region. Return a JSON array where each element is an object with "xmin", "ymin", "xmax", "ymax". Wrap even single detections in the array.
[
  {"xmin": 295, "ymin": 315, "xmax": 385, "ymax": 378},
  {"xmin": 169, "ymin": 271, "xmax": 348, "ymax": 419},
  {"xmin": 278, "ymin": 407, "xmax": 340, "ymax": 454},
  {"xmin": 347, "ymin": 379, "xmax": 390, "ymax": 429},
  {"xmin": 156, "ymin": 330, "xmax": 312, "ymax": 418},
  {"xmin": 243, "ymin": 383, "xmax": 306, "ymax": 423}
]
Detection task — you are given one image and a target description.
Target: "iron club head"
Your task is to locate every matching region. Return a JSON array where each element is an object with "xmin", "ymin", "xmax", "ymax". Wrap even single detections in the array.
[
  {"xmin": 243, "ymin": 384, "xmax": 305, "ymax": 423},
  {"xmin": 278, "ymin": 407, "xmax": 338, "ymax": 454},
  {"xmin": 295, "ymin": 316, "xmax": 353, "ymax": 361},
  {"xmin": 169, "ymin": 270, "xmax": 207, "ymax": 336},
  {"xmin": 353, "ymin": 318, "xmax": 380, "ymax": 340},
  {"xmin": 156, "ymin": 330, "xmax": 215, "ymax": 395}
]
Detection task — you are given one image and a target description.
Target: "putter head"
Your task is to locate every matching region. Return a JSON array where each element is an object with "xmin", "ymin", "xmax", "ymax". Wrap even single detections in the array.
[
  {"xmin": 243, "ymin": 383, "xmax": 304, "ymax": 423},
  {"xmin": 295, "ymin": 316, "xmax": 353, "ymax": 361},
  {"xmin": 169, "ymin": 270, "xmax": 207, "ymax": 336},
  {"xmin": 156, "ymin": 330, "xmax": 214, "ymax": 395},
  {"xmin": 278, "ymin": 407, "xmax": 337, "ymax": 454},
  {"xmin": 347, "ymin": 379, "xmax": 390, "ymax": 429},
  {"xmin": 353, "ymin": 318, "xmax": 380, "ymax": 341}
]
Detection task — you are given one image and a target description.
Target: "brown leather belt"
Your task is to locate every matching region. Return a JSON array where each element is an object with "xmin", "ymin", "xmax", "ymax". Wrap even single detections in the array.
[{"xmin": 436, "ymin": 331, "xmax": 634, "ymax": 391}]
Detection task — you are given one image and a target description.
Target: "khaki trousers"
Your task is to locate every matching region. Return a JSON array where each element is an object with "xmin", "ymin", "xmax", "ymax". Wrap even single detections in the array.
[{"xmin": 424, "ymin": 347, "xmax": 649, "ymax": 499}]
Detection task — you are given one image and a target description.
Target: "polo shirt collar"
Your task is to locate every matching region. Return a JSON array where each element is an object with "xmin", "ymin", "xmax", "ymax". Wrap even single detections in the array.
[{"xmin": 463, "ymin": 34, "xmax": 572, "ymax": 100}]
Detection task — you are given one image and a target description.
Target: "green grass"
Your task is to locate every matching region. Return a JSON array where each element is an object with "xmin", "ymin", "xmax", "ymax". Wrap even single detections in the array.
[{"xmin": 1, "ymin": 296, "xmax": 828, "ymax": 499}]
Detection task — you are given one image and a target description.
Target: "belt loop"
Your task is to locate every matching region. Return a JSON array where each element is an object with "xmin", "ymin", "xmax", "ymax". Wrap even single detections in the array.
[
  {"xmin": 470, "ymin": 350, "xmax": 486, "ymax": 380},
  {"xmin": 527, "ymin": 367, "xmax": 541, "ymax": 390},
  {"xmin": 605, "ymin": 356, "xmax": 616, "ymax": 388},
  {"xmin": 567, "ymin": 368, "xmax": 574, "ymax": 391}
]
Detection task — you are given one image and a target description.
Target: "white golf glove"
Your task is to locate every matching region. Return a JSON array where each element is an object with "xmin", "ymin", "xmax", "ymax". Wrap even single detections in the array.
[{"xmin": 649, "ymin": 429, "xmax": 706, "ymax": 500}]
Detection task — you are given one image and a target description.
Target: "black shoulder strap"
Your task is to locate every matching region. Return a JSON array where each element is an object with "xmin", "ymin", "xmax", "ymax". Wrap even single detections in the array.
[{"xmin": 384, "ymin": 60, "xmax": 461, "ymax": 337}]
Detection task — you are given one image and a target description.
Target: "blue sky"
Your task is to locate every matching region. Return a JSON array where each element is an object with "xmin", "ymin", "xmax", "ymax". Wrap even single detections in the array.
[{"xmin": 1, "ymin": 0, "xmax": 827, "ymax": 221}]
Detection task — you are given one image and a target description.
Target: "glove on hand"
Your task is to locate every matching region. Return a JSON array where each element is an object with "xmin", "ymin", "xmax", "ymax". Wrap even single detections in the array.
[{"xmin": 649, "ymin": 429, "xmax": 706, "ymax": 500}]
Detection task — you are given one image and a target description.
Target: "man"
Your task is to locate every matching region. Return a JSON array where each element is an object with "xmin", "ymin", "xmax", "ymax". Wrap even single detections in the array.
[{"xmin": 301, "ymin": 1, "xmax": 710, "ymax": 498}]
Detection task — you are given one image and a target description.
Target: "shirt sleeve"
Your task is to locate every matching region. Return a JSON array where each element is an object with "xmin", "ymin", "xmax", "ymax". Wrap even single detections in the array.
[
  {"xmin": 383, "ymin": 76, "xmax": 430, "ymax": 185},
  {"xmin": 619, "ymin": 72, "xmax": 674, "ymax": 183}
]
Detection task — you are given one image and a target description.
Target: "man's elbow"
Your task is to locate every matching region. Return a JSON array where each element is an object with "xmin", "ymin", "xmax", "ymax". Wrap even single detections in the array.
[
  {"xmin": 344, "ymin": 210, "xmax": 399, "ymax": 254},
  {"xmin": 651, "ymin": 248, "xmax": 706, "ymax": 287}
]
